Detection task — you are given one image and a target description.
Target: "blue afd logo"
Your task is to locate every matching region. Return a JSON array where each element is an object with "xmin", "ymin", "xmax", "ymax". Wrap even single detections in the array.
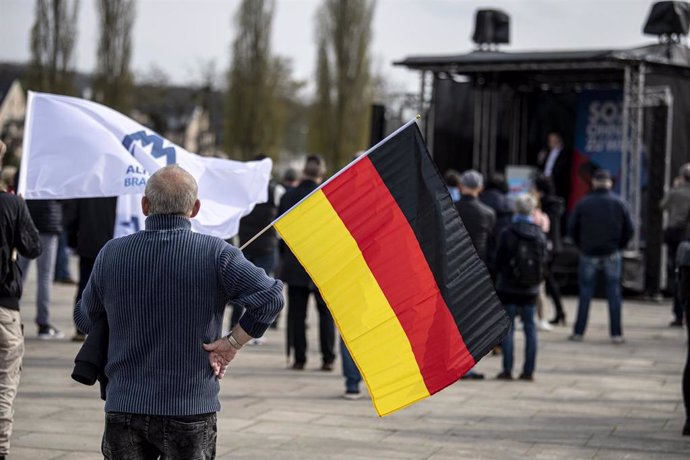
[{"xmin": 122, "ymin": 131, "xmax": 177, "ymax": 165}]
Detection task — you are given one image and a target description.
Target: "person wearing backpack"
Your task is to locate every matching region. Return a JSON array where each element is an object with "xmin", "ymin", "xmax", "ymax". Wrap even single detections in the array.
[
  {"xmin": 494, "ymin": 193, "xmax": 547, "ymax": 381},
  {"xmin": 0, "ymin": 140, "xmax": 42, "ymax": 459},
  {"xmin": 568, "ymin": 169, "xmax": 633, "ymax": 344}
]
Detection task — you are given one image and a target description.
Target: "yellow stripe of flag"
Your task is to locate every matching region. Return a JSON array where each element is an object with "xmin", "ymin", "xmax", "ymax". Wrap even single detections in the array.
[{"xmin": 275, "ymin": 190, "xmax": 430, "ymax": 415}]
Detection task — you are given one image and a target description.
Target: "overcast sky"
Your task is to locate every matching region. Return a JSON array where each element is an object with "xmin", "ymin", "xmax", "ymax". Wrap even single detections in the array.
[{"xmin": 0, "ymin": 0, "xmax": 662, "ymax": 94}]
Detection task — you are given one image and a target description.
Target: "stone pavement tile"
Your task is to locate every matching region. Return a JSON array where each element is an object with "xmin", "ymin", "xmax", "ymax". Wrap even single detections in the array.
[
  {"xmin": 215, "ymin": 429, "xmax": 294, "ymax": 450},
  {"xmin": 254, "ymin": 409, "xmax": 325, "ymax": 423},
  {"xmin": 586, "ymin": 432, "xmax": 690, "ymax": 456},
  {"xmin": 592, "ymin": 448, "xmax": 690, "ymax": 460},
  {"xmin": 219, "ymin": 448, "xmax": 305, "ymax": 460},
  {"xmin": 316, "ymin": 413, "xmax": 453, "ymax": 434},
  {"xmin": 262, "ymin": 437, "xmax": 439, "ymax": 460},
  {"xmin": 53, "ymin": 451, "xmax": 107, "ymax": 459},
  {"xmin": 13, "ymin": 417, "xmax": 104, "ymax": 437},
  {"xmin": 9, "ymin": 445, "xmax": 66, "ymax": 460},
  {"xmin": 525, "ymin": 444, "xmax": 601, "ymax": 460},
  {"xmin": 422, "ymin": 439, "xmax": 534, "ymax": 459},
  {"xmin": 11, "ymin": 431, "xmax": 97, "ymax": 454},
  {"xmin": 243, "ymin": 420, "xmax": 389, "ymax": 442}
]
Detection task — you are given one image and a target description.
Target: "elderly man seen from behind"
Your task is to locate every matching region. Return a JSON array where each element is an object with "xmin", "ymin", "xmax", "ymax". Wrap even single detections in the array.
[{"xmin": 74, "ymin": 165, "xmax": 284, "ymax": 460}]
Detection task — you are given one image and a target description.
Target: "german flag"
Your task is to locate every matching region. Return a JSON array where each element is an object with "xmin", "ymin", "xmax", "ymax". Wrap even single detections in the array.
[{"xmin": 275, "ymin": 121, "xmax": 509, "ymax": 416}]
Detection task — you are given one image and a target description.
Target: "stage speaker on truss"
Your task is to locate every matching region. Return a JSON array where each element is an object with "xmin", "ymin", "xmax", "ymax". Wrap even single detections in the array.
[
  {"xmin": 643, "ymin": 1, "xmax": 690, "ymax": 38},
  {"xmin": 472, "ymin": 9, "xmax": 510, "ymax": 47}
]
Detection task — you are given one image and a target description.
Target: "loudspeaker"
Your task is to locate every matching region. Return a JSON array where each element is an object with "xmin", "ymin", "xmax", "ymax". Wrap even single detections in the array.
[
  {"xmin": 643, "ymin": 1, "xmax": 690, "ymax": 36},
  {"xmin": 472, "ymin": 9, "xmax": 510, "ymax": 45}
]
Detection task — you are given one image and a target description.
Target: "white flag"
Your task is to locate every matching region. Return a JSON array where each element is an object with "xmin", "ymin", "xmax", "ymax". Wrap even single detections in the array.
[{"xmin": 19, "ymin": 91, "xmax": 271, "ymax": 239}]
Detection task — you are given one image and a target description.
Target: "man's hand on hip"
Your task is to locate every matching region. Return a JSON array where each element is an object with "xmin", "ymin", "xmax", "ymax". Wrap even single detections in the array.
[{"xmin": 202, "ymin": 339, "xmax": 237, "ymax": 379}]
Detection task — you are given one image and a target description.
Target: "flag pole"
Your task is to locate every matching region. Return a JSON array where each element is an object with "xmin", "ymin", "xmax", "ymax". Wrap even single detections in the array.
[
  {"xmin": 239, "ymin": 115, "xmax": 421, "ymax": 251},
  {"xmin": 17, "ymin": 91, "xmax": 36, "ymax": 197}
]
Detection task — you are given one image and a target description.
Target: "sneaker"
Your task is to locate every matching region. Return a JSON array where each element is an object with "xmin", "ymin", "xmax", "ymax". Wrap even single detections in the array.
[
  {"xmin": 538, "ymin": 319, "xmax": 553, "ymax": 332},
  {"xmin": 71, "ymin": 331, "xmax": 86, "ymax": 342},
  {"xmin": 611, "ymin": 335, "xmax": 625, "ymax": 344},
  {"xmin": 569, "ymin": 334, "xmax": 583, "ymax": 342},
  {"xmin": 343, "ymin": 390, "xmax": 362, "ymax": 400},
  {"xmin": 496, "ymin": 371, "xmax": 513, "ymax": 380},
  {"xmin": 37, "ymin": 325, "xmax": 64, "ymax": 340}
]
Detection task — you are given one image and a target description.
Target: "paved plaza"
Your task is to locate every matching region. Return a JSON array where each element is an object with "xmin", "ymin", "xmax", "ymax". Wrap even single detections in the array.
[{"xmin": 7, "ymin": 263, "xmax": 690, "ymax": 459}]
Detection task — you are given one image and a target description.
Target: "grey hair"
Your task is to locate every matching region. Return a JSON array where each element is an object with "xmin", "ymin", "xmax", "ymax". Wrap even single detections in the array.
[
  {"xmin": 515, "ymin": 193, "xmax": 537, "ymax": 216},
  {"xmin": 145, "ymin": 165, "xmax": 198, "ymax": 215}
]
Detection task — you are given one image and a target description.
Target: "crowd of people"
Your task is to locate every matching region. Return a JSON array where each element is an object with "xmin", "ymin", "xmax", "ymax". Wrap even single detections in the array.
[
  {"xmin": 443, "ymin": 156, "xmax": 689, "ymax": 437},
  {"xmin": 0, "ymin": 133, "xmax": 689, "ymax": 458}
]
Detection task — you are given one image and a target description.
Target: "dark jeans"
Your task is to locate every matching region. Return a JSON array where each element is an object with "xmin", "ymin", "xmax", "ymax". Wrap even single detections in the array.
[
  {"xmin": 501, "ymin": 304, "xmax": 537, "ymax": 376},
  {"xmin": 287, "ymin": 285, "xmax": 335, "ymax": 365},
  {"xmin": 54, "ymin": 230, "xmax": 73, "ymax": 280},
  {"xmin": 102, "ymin": 412, "xmax": 217, "ymax": 460},
  {"xmin": 340, "ymin": 339, "xmax": 361, "ymax": 392},
  {"xmin": 574, "ymin": 253, "xmax": 623, "ymax": 337},
  {"xmin": 230, "ymin": 252, "xmax": 277, "ymax": 329}
]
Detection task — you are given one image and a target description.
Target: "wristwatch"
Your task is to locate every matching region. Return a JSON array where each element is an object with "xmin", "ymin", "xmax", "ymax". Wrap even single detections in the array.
[{"xmin": 225, "ymin": 332, "xmax": 243, "ymax": 350}]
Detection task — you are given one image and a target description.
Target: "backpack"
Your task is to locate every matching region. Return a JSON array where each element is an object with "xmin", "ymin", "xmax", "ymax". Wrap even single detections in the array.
[
  {"xmin": 508, "ymin": 230, "xmax": 545, "ymax": 287},
  {"xmin": 677, "ymin": 241, "xmax": 690, "ymax": 301}
]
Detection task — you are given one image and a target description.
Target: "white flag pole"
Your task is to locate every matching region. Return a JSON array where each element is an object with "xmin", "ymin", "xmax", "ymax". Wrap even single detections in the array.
[
  {"xmin": 239, "ymin": 116, "xmax": 421, "ymax": 251},
  {"xmin": 17, "ymin": 91, "xmax": 36, "ymax": 196}
]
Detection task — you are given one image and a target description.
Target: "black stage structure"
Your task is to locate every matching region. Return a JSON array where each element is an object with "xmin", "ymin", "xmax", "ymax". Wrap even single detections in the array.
[{"xmin": 395, "ymin": 42, "xmax": 690, "ymax": 294}]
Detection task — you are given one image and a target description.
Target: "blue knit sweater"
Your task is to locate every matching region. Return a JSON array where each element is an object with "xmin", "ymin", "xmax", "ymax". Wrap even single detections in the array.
[{"xmin": 74, "ymin": 214, "xmax": 284, "ymax": 416}]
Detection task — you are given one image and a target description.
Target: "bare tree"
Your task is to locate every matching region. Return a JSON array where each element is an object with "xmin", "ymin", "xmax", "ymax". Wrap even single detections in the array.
[
  {"xmin": 309, "ymin": 0, "xmax": 375, "ymax": 168},
  {"xmin": 225, "ymin": 0, "xmax": 273, "ymax": 159},
  {"xmin": 92, "ymin": 0, "xmax": 135, "ymax": 112},
  {"xmin": 27, "ymin": 0, "xmax": 80, "ymax": 94}
]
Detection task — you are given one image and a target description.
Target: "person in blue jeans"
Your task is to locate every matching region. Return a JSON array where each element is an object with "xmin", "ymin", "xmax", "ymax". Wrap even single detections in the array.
[
  {"xmin": 493, "ymin": 194, "xmax": 547, "ymax": 381},
  {"xmin": 340, "ymin": 339, "xmax": 362, "ymax": 399},
  {"xmin": 568, "ymin": 169, "xmax": 633, "ymax": 343}
]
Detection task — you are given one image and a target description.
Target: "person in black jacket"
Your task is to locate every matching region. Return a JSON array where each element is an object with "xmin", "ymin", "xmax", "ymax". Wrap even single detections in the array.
[
  {"xmin": 480, "ymin": 173, "xmax": 515, "ymax": 271},
  {"xmin": 568, "ymin": 169, "xmax": 633, "ymax": 343},
  {"xmin": 494, "ymin": 193, "xmax": 547, "ymax": 381},
  {"xmin": 233, "ymin": 155, "xmax": 285, "ymax": 335},
  {"xmin": 278, "ymin": 155, "xmax": 335, "ymax": 371},
  {"xmin": 63, "ymin": 197, "xmax": 117, "ymax": 342},
  {"xmin": 17, "ymin": 198, "xmax": 63, "ymax": 339},
  {"xmin": 676, "ymin": 232, "xmax": 690, "ymax": 436},
  {"xmin": 537, "ymin": 132, "xmax": 572, "ymax": 206},
  {"xmin": 0, "ymin": 140, "xmax": 42, "ymax": 459},
  {"xmin": 456, "ymin": 170, "xmax": 496, "ymax": 380},
  {"xmin": 455, "ymin": 170, "xmax": 496, "ymax": 264},
  {"xmin": 533, "ymin": 175, "xmax": 566, "ymax": 325}
]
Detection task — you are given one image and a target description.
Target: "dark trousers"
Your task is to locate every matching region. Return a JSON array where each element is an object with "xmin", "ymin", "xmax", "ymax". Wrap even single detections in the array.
[
  {"xmin": 683, "ymin": 300, "xmax": 690, "ymax": 421},
  {"xmin": 544, "ymin": 269, "xmax": 564, "ymax": 319},
  {"xmin": 74, "ymin": 257, "xmax": 96, "ymax": 334},
  {"xmin": 102, "ymin": 412, "xmax": 216, "ymax": 460},
  {"xmin": 668, "ymin": 239, "xmax": 685, "ymax": 323},
  {"xmin": 287, "ymin": 285, "xmax": 335, "ymax": 365}
]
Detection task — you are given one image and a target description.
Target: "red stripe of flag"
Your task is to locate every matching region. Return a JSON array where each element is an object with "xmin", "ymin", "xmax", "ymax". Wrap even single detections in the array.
[{"xmin": 322, "ymin": 156, "xmax": 476, "ymax": 393}]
